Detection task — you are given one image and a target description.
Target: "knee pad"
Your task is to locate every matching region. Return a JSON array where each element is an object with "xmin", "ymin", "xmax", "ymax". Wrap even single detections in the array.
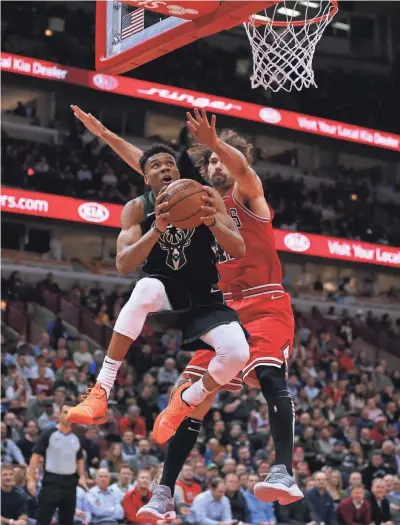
[
  {"xmin": 114, "ymin": 278, "xmax": 170, "ymax": 339},
  {"xmin": 206, "ymin": 322, "xmax": 250, "ymax": 385},
  {"xmin": 133, "ymin": 277, "xmax": 169, "ymax": 310},
  {"xmin": 256, "ymin": 364, "xmax": 288, "ymax": 400}
]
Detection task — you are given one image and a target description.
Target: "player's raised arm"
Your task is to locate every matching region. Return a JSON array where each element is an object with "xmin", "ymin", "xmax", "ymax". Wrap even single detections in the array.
[
  {"xmin": 201, "ymin": 187, "xmax": 245, "ymax": 258},
  {"xmin": 187, "ymin": 109, "xmax": 270, "ymax": 219},
  {"xmin": 116, "ymin": 193, "xmax": 169, "ymax": 275},
  {"xmin": 71, "ymin": 105, "xmax": 144, "ymax": 176}
]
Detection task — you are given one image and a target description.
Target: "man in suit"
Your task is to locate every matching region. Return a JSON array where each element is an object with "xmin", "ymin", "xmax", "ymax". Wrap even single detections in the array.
[{"xmin": 369, "ymin": 478, "xmax": 393, "ymax": 525}]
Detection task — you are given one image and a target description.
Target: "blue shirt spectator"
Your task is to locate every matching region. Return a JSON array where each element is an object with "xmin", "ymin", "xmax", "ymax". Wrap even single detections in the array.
[
  {"xmin": 86, "ymin": 469, "xmax": 124, "ymax": 525},
  {"xmin": 75, "ymin": 486, "xmax": 91, "ymax": 524},
  {"xmin": 306, "ymin": 472, "xmax": 337, "ymax": 525},
  {"xmin": 188, "ymin": 478, "xmax": 232, "ymax": 525},
  {"xmin": 244, "ymin": 474, "xmax": 276, "ymax": 525}
]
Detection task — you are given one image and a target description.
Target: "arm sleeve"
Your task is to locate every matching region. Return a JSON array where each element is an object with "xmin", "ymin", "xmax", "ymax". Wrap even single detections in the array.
[
  {"xmin": 264, "ymin": 502, "xmax": 276, "ymax": 522},
  {"xmin": 9, "ymin": 441, "xmax": 25, "ymax": 465},
  {"xmin": 18, "ymin": 491, "xmax": 28, "ymax": 518},
  {"xmin": 112, "ymin": 494, "xmax": 124, "ymax": 521},
  {"xmin": 32, "ymin": 429, "xmax": 53, "ymax": 456},
  {"xmin": 222, "ymin": 497, "xmax": 232, "ymax": 522},
  {"xmin": 76, "ymin": 441, "xmax": 84, "ymax": 460},
  {"xmin": 328, "ymin": 499, "xmax": 338, "ymax": 525},
  {"xmin": 337, "ymin": 502, "xmax": 353, "ymax": 525}
]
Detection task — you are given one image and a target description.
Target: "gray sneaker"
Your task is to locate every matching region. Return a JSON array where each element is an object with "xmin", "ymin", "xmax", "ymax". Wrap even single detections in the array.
[
  {"xmin": 136, "ymin": 484, "xmax": 176, "ymax": 521},
  {"xmin": 254, "ymin": 465, "xmax": 304, "ymax": 505}
]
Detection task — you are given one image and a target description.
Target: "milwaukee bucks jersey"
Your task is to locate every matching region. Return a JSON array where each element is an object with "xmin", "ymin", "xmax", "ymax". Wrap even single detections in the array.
[{"xmin": 139, "ymin": 191, "xmax": 219, "ymax": 290}]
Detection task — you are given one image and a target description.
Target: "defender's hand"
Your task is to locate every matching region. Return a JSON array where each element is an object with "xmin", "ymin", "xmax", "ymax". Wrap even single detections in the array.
[
  {"xmin": 200, "ymin": 186, "xmax": 217, "ymax": 227},
  {"xmin": 155, "ymin": 187, "xmax": 170, "ymax": 233},
  {"xmin": 71, "ymin": 105, "xmax": 107, "ymax": 137},
  {"xmin": 186, "ymin": 109, "xmax": 217, "ymax": 149}
]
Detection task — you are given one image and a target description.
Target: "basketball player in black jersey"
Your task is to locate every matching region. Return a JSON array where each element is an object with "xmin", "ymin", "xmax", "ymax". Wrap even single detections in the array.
[{"xmin": 67, "ymin": 111, "xmax": 250, "ymax": 443}]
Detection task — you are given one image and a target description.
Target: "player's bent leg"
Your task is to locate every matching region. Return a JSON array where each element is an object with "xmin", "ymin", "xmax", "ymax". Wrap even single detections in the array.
[
  {"xmin": 153, "ymin": 322, "xmax": 249, "ymax": 443},
  {"xmin": 183, "ymin": 322, "xmax": 249, "ymax": 403},
  {"xmin": 139, "ymin": 382, "xmax": 216, "ymax": 521},
  {"xmin": 67, "ymin": 278, "xmax": 171, "ymax": 425},
  {"xmin": 253, "ymin": 364, "xmax": 303, "ymax": 505}
]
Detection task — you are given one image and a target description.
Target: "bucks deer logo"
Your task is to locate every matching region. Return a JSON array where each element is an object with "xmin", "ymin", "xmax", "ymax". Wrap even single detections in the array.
[{"xmin": 155, "ymin": 223, "xmax": 195, "ymax": 270}]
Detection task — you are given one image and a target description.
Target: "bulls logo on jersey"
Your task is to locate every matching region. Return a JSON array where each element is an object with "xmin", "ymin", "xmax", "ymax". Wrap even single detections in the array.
[
  {"xmin": 212, "ymin": 242, "xmax": 234, "ymax": 264},
  {"xmin": 154, "ymin": 222, "xmax": 195, "ymax": 270}
]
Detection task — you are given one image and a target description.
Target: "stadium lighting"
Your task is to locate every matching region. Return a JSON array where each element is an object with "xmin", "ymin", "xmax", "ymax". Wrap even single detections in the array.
[
  {"xmin": 253, "ymin": 14, "xmax": 272, "ymax": 23},
  {"xmin": 277, "ymin": 7, "xmax": 301, "ymax": 17},
  {"xmin": 299, "ymin": 1, "xmax": 320, "ymax": 8},
  {"xmin": 45, "ymin": 28, "xmax": 53, "ymax": 37},
  {"xmin": 332, "ymin": 21, "xmax": 350, "ymax": 31}
]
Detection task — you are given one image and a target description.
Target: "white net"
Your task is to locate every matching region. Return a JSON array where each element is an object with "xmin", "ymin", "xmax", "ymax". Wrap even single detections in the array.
[{"xmin": 243, "ymin": 0, "xmax": 337, "ymax": 92}]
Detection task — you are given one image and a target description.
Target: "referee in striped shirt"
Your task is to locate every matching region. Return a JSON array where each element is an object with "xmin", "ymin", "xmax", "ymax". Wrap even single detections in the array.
[{"xmin": 27, "ymin": 402, "xmax": 88, "ymax": 525}]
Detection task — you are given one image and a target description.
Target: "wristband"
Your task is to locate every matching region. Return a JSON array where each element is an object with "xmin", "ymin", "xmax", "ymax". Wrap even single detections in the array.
[
  {"xmin": 208, "ymin": 217, "xmax": 217, "ymax": 228},
  {"xmin": 153, "ymin": 225, "xmax": 164, "ymax": 236}
]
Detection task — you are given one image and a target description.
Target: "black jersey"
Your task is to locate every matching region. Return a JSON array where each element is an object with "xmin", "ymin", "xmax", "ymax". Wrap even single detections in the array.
[{"xmin": 139, "ymin": 191, "xmax": 219, "ymax": 290}]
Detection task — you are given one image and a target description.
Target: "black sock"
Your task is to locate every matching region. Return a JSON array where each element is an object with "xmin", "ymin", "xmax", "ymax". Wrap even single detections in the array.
[
  {"xmin": 159, "ymin": 417, "xmax": 201, "ymax": 494},
  {"xmin": 256, "ymin": 366, "xmax": 294, "ymax": 476}
]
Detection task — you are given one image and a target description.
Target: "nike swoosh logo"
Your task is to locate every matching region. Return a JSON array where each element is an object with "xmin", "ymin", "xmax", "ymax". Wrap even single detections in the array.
[
  {"xmin": 147, "ymin": 212, "xmax": 155, "ymax": 216},
  {"xmin": 271, "ymin": 294, "xmax": 284, "ymax": 300}
]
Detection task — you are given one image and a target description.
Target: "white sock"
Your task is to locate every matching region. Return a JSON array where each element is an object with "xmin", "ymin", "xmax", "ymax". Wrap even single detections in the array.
[
  {"xmin": 182, "ymin": 378, "xmax": 210, "ymax": 407},
  {"xmin": 97, "ymin": 357, "xmax": 122, "ymax": 398}
]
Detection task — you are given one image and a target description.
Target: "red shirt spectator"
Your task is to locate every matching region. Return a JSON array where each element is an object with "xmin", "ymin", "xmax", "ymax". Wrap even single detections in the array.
[
  {"xmin": 30, "ymin": 365, "xmax": 53, "ymax": 395},
  {"xmin": 337, "ymin": 487, "xmax": 371, "ymax": 525},
  {"xmin": 370, "ymin": 419, "xmax": 388, "ymax": 446},
  {"xmin": 122, "ymin": 470, "xmax": 152, "ymax": 524},
  {"xmin": 338, "ymin": 349, "xmax": 355, "ymax": 372},
  {"xmin": 175, "ymin": 464, "xmax": 202, "ymax": 505},
  {"xmin": 119, "ymin": 406, "xmax": 147, "ymax": 438}
]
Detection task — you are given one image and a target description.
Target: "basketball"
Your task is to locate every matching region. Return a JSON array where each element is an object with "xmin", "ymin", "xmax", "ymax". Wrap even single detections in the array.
[{"xmin": 162, "ymin": 179, "xmax": 208, "ymax": 229}]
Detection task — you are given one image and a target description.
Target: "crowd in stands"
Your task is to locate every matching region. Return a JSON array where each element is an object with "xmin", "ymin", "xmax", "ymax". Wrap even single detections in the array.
[
  {"xmin": 2, "ymin": 2, "xmax": 400, "ymax": 133},
  {"xmin": 2, "ymin": 268, "xmax": 400, "ymax": 524},
  {"xmin": 2, "ymin": 123, "xmax": 399, "ymax": 245}
]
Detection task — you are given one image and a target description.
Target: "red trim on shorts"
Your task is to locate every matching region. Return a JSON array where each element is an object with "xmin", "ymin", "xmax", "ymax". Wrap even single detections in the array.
[
  {"xmin": 184, "ymin": 366, "xmax": 243, "ymax": 390},
  {"xmin": 242, "ymin": 357, "xmax": 284, "ymax": 380}
]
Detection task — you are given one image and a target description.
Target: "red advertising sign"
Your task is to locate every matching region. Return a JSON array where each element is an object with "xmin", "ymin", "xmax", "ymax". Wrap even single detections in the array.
[
  {"xmin": 1, "ymin": 52, "xmax": 399, "ymax": 152},
  {"xmin": 0, "ymin": 187, "xmax": 122, "ymax": 228},
  {"xmin": 2, "ymin": 187, "xmax": 399, "ymax": 268}
]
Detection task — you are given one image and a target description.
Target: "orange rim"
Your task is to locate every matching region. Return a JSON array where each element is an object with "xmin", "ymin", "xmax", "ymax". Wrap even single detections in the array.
[{"xmin": 248, "ymin": 0, "xmax": 338, "ymax": 28}]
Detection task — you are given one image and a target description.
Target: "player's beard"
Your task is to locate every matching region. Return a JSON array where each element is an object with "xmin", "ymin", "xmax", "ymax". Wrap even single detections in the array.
[{"xmin": 210, "ymin": 172, "xmax": 229, "ymax": 188}]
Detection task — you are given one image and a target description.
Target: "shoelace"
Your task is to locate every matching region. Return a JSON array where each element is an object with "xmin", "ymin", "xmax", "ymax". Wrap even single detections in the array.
[
  {"xmin": 150, "ymin": 483, "xmax": 171, "ymax": 508},
  {"xmin": 80, "ymin": 386, "xmax": 103, "ymax": 402},
  {"xmin": 263, "ymin": 471, "xmax": 288, "ymax": 483}
]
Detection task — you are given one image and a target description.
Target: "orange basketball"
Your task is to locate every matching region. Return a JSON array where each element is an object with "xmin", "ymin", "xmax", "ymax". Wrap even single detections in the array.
[{"xmin": 162, "ymin": 179, "xmax": 208, "ymax": 229}]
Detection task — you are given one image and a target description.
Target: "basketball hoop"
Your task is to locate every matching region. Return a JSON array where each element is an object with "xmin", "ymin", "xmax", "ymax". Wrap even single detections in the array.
[{"xmin": 244, "ymin": 0, "xmax": 338, "ymax": 92}]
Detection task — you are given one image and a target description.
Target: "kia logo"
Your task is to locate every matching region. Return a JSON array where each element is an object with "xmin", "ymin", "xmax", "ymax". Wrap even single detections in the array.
[
  {"xmin": 92, "ymin": 74, "xmax": 118, "ymax": 91},
  {"xmin": 259, "ymin": 107, "xmax": 282, "ymax": 124},
  {"xmin": 78, "ymin": 203, "xmax": 110, "ymax": 223},
  {"xmin": 284, "ymin": 233, "xmax": 311, "ymax": 253}
]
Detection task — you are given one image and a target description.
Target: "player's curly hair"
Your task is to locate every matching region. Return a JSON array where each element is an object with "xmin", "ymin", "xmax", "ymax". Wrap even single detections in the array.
[
  {"xmin": 188, "ymin": 129, "xmax": 253, "ymax": 180},
  {"xmin": 139, "ymin": 144, "xmax": 177, "ymax": 174}
]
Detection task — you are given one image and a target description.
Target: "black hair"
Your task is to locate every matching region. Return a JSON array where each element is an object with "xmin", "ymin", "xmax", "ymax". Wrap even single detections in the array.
[{"xmin": 139, "ymin": 144, "xmax": 177, "ymax": 174}]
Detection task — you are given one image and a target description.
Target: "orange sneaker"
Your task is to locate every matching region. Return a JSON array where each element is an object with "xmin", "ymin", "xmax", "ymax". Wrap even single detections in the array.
[
  {"xmin": 153, "ymin": 379, "xmax": 194, "ymax": 444},
  {"xmin": 66, "ymin": 383, "xmax": 108, "ymax": 425}
]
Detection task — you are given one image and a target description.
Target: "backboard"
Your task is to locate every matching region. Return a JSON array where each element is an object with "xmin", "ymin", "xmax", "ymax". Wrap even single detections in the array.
[{"xmin": 95, "ymin": 0, "xmax": 276, "ymax": 75}]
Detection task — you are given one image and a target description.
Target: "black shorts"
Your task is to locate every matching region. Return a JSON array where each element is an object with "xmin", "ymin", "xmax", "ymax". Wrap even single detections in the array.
[{"xmin": 146, "ymin": 275, "xmax": 247, "ymax": 351}]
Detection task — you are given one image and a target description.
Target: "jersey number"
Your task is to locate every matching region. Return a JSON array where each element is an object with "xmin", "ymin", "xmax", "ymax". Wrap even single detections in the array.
[{"xmin": 230, "ymin": 208, "xmax": 242, "ymax": 229}]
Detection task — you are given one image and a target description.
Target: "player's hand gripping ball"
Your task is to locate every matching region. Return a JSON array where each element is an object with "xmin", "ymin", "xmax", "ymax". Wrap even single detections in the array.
[{"xmin": 160, "ymin": 179, "xmax": 212, "ymax": 229}]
